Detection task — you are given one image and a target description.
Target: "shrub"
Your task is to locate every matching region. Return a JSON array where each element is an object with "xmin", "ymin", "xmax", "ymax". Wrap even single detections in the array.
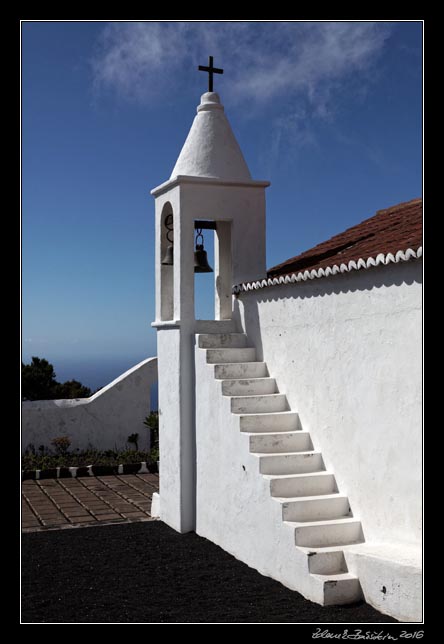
[
  {"xmin": 150, "ymin": 447, "xmax": 159, "ymax": 463},
  {"xmin": 127, "ymin": 433, "xmax": 139, "ymax": 451},
  {"xmin": 55, "ymin": 380, "xmax": 91, "ymax": 399},
  {"xmin": 143, "ymin": 412, "xmax": 159, "ymax": 450},
  {"xmin": 22, "ymin": 446, "xmax": 154, "ymax": 471},
  {"xmin": 50, "ymin": 436, "xmax": 71, "ymax": 455}
]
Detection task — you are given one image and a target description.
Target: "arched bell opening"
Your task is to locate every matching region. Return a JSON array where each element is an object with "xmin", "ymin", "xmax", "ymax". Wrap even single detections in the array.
[
  {"xmin": 194, "ymin": 219, "xmax": 232, "ymax": 321},
  {"xmin": 160, "ymin": 203, "xmax": 174, "ymax": 321}
]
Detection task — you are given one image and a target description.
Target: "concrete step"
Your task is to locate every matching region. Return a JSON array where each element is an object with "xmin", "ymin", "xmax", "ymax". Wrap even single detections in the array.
[
  {"xmin": 289, "ymin": 518, "xmax": 364, "ymax": 548},
  {"xmin": 268, "ymin": 471, "xmax": 337, "ymax": 498},
  {"xmin": 231, "ymin": 393, "xmax": 288, "ymax": 414},
  {"xmin": 279, "ymin": 494, "xmax": 351, "ymax": 522},
  {"xmin": 239, "ymin": 411, "xmax": 300, "ymax": 433},
  {"xmin": 206, "ymin": 348, "xmax": 256, "ymax": 364},
  {"xmin": 312, "ymin": 572, "xmax": 362, "ymax": 606},
  {"xmin": 214, "ymin": 362, "xmax": 268, "ymax": 379},
  {"xmin": 257, "ymin": 450, "xmax": 324, "ymax": 475},
  {"xmin": 198, "ymin": 333, "xmax": 247, "ymax": 349},
  {"xmin": 249, "ymin": 430, "xmax": 312, "ymax": 454},
  {"xmin": 305, "ymin": 549, "xmax": 347, "ymax": 575},
  {"xmin": 221, "ymin": 377, "xmax": 277, "ymax": 396},
  {"xmin": 195, "ymin": 320, "xmax": 238, "ymax": 334}
]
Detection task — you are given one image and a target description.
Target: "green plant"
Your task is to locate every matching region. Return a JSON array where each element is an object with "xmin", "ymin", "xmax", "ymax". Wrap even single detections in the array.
[
  {"xmin": 22, "ymin": 446, "xmax": 154, "ymax": 471},
  {"xmin": 22, "ymin": 356, "xmax": 91, "ymax": 401},
  {"xmin": 143, "ymin": 412, "xmax": 159, "ymax": 450},
  {"xmin": 127, "ymin": 433, "xmax": 139, "ymax": 451},
  {"xmin": 50, "ymin": 436, "xmax": 71, "ymax": 455},
  {"xmin": 22, "ymin": 357, "xmax": 58, "ymax": 400},
  {"xmin": 55, "ymin": 379, "xmax": 91, "ymax": 399},
  {"xmin": 150, "ymin": 447, "xmax": 159, "ymax": 463}
]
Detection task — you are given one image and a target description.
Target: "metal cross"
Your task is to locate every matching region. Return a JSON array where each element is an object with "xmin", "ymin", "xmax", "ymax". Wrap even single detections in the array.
[{"xmin": 198, "ymin": 56, "xmax": 224, "ymax": 92}]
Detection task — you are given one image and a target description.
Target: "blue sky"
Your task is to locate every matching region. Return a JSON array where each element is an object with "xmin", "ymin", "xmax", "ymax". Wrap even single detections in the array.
[{"xmin": 21, "ymin": 21, "xmax": 422, "ymax": 390}]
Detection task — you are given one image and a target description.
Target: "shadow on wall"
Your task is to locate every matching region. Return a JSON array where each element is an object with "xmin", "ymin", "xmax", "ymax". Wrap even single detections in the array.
[
  {"xmin": 150, "ymin": 381, "xmax": 159, "ymax": 411},
  {"xmin": 233, "ymin": 261, "xmax": 422, "ymax": 362}
]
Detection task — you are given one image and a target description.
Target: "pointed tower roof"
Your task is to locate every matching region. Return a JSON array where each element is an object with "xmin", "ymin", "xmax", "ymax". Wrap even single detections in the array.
[{"xmin": 170, "ymin": 92, "xmax": 252, "ymax": 182}]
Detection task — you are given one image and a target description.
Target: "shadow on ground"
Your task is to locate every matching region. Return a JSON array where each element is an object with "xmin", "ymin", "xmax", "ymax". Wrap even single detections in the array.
[{"xmin": 22, "ymin": 521, "xmax": 397, "ymax": 623}]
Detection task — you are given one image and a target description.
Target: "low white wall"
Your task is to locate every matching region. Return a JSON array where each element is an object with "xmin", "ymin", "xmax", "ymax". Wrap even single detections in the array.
[
  {"xmin": 235, "ymin": 260, "xmax": 422, "ymax": 548},
  {"xmin": 345, "ymin": 542, "xmax": 422, "ymax": 622},
  {"xmin": 22, "ymin": 357, "xmax": 158, "ymax": 453}
]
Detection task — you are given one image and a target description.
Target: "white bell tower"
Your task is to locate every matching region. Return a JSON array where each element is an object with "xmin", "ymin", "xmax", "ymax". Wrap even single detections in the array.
[{"xmin": 151, "ymin": 88, "xmax": 269, "ymax": 533}]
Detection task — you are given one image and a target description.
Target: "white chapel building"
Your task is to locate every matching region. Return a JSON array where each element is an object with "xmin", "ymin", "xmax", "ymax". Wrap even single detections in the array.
[{"xmin": 151, "ymin": 88, "xmax": 422, "ymax": 623}]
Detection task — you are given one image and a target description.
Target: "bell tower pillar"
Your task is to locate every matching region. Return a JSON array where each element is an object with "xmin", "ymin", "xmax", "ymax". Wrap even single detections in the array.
[{"xmin": 151, "ymin": 89, "xmax": 269, "ymax": 533}]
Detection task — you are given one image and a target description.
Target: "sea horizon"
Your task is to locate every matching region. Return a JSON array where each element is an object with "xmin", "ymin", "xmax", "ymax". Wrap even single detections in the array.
[{"xmin": 21, "ymin": 353, "xmax": 158, "ymax": 409}]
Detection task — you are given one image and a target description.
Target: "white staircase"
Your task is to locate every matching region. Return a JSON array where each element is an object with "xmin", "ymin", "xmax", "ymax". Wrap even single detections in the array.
[{"xmin": 197, "ymin": 332, "xmax": 365, "ymax": 606}]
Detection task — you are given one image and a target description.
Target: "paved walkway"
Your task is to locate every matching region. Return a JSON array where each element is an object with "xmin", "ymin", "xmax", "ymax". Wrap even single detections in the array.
[{"xmin": 22, "ymin": 473, "xmax": 159, "ymax": 531}]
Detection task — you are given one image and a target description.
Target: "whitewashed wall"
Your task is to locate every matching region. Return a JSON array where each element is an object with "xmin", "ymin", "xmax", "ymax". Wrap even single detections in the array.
[
  {"xmin": 194, "ymin": 340, "xmax": 331, "ymax": 606},
  {"xmin": 22, "ymin": 357, "xmax": 157, "ymax": 453},
  {"xmin": 235, "ymin": 260, "xmax": 422, "ymax": 547}
]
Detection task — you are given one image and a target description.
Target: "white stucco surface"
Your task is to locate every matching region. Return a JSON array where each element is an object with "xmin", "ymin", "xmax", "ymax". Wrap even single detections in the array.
[
  {"xmin": 150, "ymin": 88, "xmax": 422, "ymax": 620},
  {"xmin": 22, "ymin": 357, "xmax": 157, "ymax": 452},
  {"xmin": 236, "ymin": 260, "xmax": 422, "ymax": 548},
  {"xmin": 194, "ymin": 340, "xmax": 341, "ymax": 607},
  {"xmin": 152, "ymin": 91, "xmax": 269, "ymax": 533},
  {"xmin": 170, "ymin": 92, "xmax": 252, "ymax": 181},
  {"xmin": 156, "ymin": 328, "xmax": 194, "ymax": 532},
  {"xmin": 191, "ymin": 261, "xmax": 422, "ymax": 619},
  {"xmin": 344, "ymin": 543, "xmax": 422, "ymax": 622}
]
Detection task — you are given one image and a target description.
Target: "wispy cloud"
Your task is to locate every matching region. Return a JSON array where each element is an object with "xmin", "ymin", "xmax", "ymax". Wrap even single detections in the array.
[
  {"xmin": 91, "ymin": 21, "xmax": 392, "ymax": 159},
  {"xmin": 92, "ymin": 22, "xmax": 193, "ymax": 103},
  {"xmin": 92, "ymin": 21, "xmax": 391, "ymax": 105}
]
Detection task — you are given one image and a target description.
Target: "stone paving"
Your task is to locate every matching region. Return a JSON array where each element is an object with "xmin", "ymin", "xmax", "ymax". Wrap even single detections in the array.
[{"xmin": 22, "ymin": 473, "xmax": 159, "ymax": 532}]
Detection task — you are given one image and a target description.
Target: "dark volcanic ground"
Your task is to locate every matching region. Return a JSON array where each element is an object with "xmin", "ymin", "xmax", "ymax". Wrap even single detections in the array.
[{"xmin": 22, "ymin": 521, "xmax": 397, "ymax": 623}]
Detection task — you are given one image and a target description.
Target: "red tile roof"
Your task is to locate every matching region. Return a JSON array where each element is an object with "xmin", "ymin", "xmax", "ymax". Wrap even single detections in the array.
[{"xmin": 267, "ymin": 198, "xmax": 423, "ymax": 279}]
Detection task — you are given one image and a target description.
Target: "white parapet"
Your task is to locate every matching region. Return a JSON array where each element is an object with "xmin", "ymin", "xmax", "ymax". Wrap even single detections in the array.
[
  {"xmin": 150, "ymin": 492, "xmax": 161, "ymax": 518},
  {"xmin": 21, "ymin": 357, "xmax": 158, "ymax": 452},
  {"xmin": 344, "ymin": 542, "xmax": 423, "ymax": 622}
]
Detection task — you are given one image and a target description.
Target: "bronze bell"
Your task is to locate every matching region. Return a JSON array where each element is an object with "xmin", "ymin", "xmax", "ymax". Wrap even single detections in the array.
[
  {"xmin": 161, "ymin": 244, "xmax": 174, "ymax": 266},
  {"xmin": 194, "ymin": 244, "xmax": 213, "ymax": 273}
]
